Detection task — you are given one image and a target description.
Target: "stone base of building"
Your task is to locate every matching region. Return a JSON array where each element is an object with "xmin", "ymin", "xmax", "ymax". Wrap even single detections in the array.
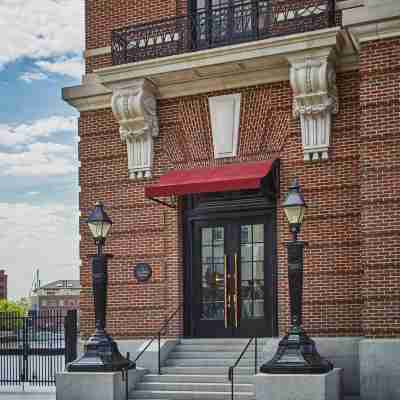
[
  {"xmin": 254, "ymin": 368, "xmax": 342, "ymax": 400},
  {"xmin": 360, "ymin": 339, "xmax": 400, "ymax": 400},
  {"xmin": 56, "ymin": 368, "xmax": 146, "ymax": 400}
]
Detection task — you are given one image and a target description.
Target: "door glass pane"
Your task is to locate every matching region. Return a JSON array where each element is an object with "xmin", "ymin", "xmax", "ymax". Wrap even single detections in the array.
[
  {"xmin": 253, "ymin": 224, "xmax": 264, "ymax": 242},
  {"xmin": 254, "ymin": 261, "xmax": 264, "ymax": 281},
  {"xmin": 202, "ymin": 227, "xmax": 212, "ymax": 245},
  {"xmin": 214, "ymin": 245, "xmax": 224, "ymax": 264},
  {"xmin": 253, "ymin": 243, "xmax": 264, "ymax": 261},
  {"xmin": 233, "ymin": 0, "xmax": 253, "ymax": 35},
  {"xmin": 240, "ymin": 224, "xmax": 265, "ymax": 319},
  {"xmin": 253, "ymin": 280, "xmax": 264, "ymax": 318},
  {"xmin": 241, "ymin": 281, "xmax": 252, "ymax": 319},
  {"xmin": 241, "ymin": 225, "xmax": 251, "ymax": 243},
  {"xmin": 196, "ymin": 0, "xmax": 206, "ymax": 9},
  {"xmin": 241, "ymin": 262, "xmax": 252, "ymax": 282},
  {"xmin": 241, "ymin": 243, "xmax": 252, "ymax": 262},
  {"xmin": 201, "ymin": 226, "xmax": 225, "ymax": 320},
  {"xmin": 202, "ymin": 246, "xmax": 212, "ymax": 263}
]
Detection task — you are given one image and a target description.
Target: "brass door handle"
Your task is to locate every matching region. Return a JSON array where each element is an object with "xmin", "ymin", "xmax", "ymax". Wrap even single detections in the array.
[{"xmin": 234, "ymin": 253, "xmax": 239, "ymax": 328}]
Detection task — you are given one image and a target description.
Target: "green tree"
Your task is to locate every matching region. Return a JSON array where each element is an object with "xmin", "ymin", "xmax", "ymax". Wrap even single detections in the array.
[
  {"xmin": 0, "ymin": 299, "xmax": 26, "ymax": 331},
  {"xmin": 15, "ymin": 297, "xmax": 30, "ymax": 315}
]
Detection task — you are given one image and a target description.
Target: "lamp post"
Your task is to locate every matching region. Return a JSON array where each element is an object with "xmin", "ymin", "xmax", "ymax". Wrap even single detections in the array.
[
  {"xmin": 260, "ymin": 178, "xmax": 333, "ymax": 374},
  {"xmin": 67, "ymin": 201, "xmax": 134, "ymax": 372}
]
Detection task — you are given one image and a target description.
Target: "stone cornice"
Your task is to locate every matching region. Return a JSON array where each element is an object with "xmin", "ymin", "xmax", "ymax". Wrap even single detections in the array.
[
  {"xmin": 343, "ymin": 0, "xmax": 400, "ymax": 47},
  {"xmin": 62, "ymin": 77, "xmax": 111, "ymax": 112},
  {"xmin": 63, "ymin": 27, "xmax": 358, "ymax": 112},
  {"xmin": 346, "ymin": 18, "xmax": 400, "ymax": 49},
  {"xmin": 96, "ymin": 27, "xmax": 341, "ymax": 83},
  {"xmin": 84, "ymin": 46, "xmax": 111, "ymax": 58}
]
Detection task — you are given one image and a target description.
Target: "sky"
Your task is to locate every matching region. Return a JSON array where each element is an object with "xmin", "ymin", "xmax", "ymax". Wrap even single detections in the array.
[{"xmin": 0, "ymin": 0, "xmax": 84, "ymax": 299}]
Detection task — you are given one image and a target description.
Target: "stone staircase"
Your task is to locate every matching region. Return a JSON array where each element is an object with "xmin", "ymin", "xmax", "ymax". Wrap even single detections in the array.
[{"xmin": 129, "ymin": 338, "xmax": 256, "ymax": 400}]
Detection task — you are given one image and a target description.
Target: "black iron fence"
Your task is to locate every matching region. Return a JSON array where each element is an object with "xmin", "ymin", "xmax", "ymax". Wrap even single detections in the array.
[
  {"xmin": 112, "ymin": 0, "xmax": 336, "ymax": 65},
  {"xmin": 0, "ymin": 310, "xmax": 77, "ymax": 387}
]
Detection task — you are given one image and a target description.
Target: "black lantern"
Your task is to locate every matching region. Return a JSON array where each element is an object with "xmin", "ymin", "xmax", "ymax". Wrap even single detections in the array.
[
  {"xmin": 282, "ymin": 178, "xmax": 306, "ymax": 241},
  {"xmin": 260, "ymin": 178, "xmax": 333, "ymax": 374},
  {"xmin": 87, "ymin": 201, "xmax": 112, "ymax": 249},
  {"xmin": 67, "ymin": 202, "xmax": 134, "ymax": 372}
]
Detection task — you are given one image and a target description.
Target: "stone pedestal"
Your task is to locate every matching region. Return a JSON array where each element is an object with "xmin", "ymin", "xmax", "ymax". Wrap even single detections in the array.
[
  {"xmin": 360, "ymin": 339, "xmax": 400, "ymax": 400},
  {"xmin": 56, "ymin": 368, "xmax": 146, "ymax": 400},
  {"xmin": 254, "ymin": 368, "xmax": 342, "ymax": 400}
]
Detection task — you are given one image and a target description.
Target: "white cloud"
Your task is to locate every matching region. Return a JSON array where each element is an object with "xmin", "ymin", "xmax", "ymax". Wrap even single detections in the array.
[
  {"xmin": 19, "ymin": 71, "xmax": 48, "ymax": 83},
  {"xmin": 0, "ymin": 0, "xmax": 84, "ymax": 68},
  {"xmin": 0, "ymin": 202, "xmax": 79, "ymax": 299},
  {"xmin": 0, "ymin": 142, "xmax": 77, "ymax": 177},
  {"xmin": 36, "ymin": 57, "xmax": 84, "ymax": 80},
  {"xmin": 0, "ymin": 116, "xmax": 76, "ymax": 147}
]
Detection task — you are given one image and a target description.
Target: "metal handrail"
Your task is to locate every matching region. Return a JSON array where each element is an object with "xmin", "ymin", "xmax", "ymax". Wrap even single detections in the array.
[
  {"xmin": 133, "ymin": 303, "xmax": 182, "ymax": 375},
  {"xmin": 228, "ymin": 337, "xmax": 258, "ymax": 400}
]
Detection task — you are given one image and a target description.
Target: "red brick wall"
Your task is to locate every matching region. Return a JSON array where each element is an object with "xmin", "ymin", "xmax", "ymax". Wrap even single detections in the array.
[
  {"xmin": 278, "ymin": 70, "xmax": 362, "ymax": 337},
  {"xmin": 85, "ymin": 0, "xmax": 178, "ymax": 50},
  {"xmin": 78, "ymin": 70, "xmax": 365, "ymax": 338},
  {"xmin": 0, "ymin": 270, "xmax": 7, "ymax": 300},
  {"xmin": 359, "ymin": 38, "xmax": 400, "ymax": 338}
]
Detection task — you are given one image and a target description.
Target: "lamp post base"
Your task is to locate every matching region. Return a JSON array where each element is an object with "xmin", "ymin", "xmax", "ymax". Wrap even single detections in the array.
[
  {"xmin": 260, "ymin": 326, "xmax": 333, "ymax": 374},
  {"xmin": 67, "ymin": 333, "xmax": 135, "ymax": 372}
]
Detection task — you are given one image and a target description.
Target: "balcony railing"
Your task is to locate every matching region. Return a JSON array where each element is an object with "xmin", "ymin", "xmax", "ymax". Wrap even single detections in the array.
[{"xmin": 112, "ymin": 0, "xmax": 336, "ymax": 66}]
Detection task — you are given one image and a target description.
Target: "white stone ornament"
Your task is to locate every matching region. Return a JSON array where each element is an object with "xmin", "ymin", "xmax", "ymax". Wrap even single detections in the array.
[
  {"xmin": 209, "ymin": 93, "xmax": 241, "ymax": 159},
  {"xmin": 111, "ymin": 79, "xmax": 159, "ymax": 180},
  {"xmin": 288, "ymin": 51, "xmax": 338, "ymax": 161}
]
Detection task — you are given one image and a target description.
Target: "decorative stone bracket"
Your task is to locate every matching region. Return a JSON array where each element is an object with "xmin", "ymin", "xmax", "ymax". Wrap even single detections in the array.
[
  {"xmin": 111, "ymin": 79, "xmax": 159, "ymax": 179},
  {"xmin": 287, "ymin": 49, "xmax": 338, "ymax": 161}
]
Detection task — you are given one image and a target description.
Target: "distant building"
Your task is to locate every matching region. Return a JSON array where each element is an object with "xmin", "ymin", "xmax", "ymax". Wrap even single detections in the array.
[
  {"xmin": 0, "ymin": 270, "xmax": 7, "ymax": 300},
  {"xmin": 31, "ymin": 280, "xmax": 80, "ymax": 314}
]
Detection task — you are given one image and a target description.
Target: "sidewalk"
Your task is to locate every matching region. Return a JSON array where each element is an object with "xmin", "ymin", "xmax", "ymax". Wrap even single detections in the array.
[{"xmin": 0, "ymin": 387, "xmax": 55, "ymax": 400}]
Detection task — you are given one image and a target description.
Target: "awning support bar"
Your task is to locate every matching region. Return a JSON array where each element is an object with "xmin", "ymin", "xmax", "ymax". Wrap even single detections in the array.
[{"xmin": 148, "ymin": 196, "xmax": 176, "ymax": 209}]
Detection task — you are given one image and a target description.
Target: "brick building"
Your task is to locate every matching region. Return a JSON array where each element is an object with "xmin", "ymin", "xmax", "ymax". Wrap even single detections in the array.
[
  {"xmin": 30, "ymin": 280, "xmax": 80, "ymax": 313},
  {"xmin": 63, "ymin": 0, "xmax": 399, "ymax": 398},
  {"xmin": 0, "ymin": 270, "xmax": 7, "ymax": 300}
]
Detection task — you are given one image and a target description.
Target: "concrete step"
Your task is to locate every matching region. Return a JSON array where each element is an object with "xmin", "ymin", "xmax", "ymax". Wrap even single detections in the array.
[
  {"xmin": 175, "ymin": 344, "xmax": 254, "ymax": 352},
  {"xmin": 179, "ymin": 339, "xmax": 251, "ymax": 345},
  {"xmin": 169, "ymin": 351, "xmax": 254, "ymax": 359},
  {"xmin": 136, "ymin": 382, "xmax": 253, "ymax": 393},
  {"xmin": 161, "ymin": 366, "xmax": 254, "ymax": 375},
  {"xmin": 130, "ymin": 390, "xmax": 254, "ymax": 400},
  {"xmin": 143, "ymin": 374, "xmax": 254, "ymax": 384},
  {"xmin": 165, "ymin": 358, "xmax": 252, "ymax": 367}
]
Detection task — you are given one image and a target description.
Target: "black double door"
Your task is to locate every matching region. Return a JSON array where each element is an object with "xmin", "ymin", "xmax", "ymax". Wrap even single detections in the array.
[
  {"xmin": 190, "ymin": 215, "xmax": 275, "ymax": 337},
  {"xmin": 193, "ymin": 0, "xmax": 268, "ymax": 49}
]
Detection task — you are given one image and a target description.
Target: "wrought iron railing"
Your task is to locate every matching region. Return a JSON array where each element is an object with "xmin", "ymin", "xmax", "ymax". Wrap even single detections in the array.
[
  {"xmin": 228, "ymin": 337, "xmax": 258, "ymax": 400},
  {"xmin": 0, "ymin": 309, "xmax": 78, "ymax": 387},
  {"xmin": 133, "ymin": 303, "xmax": 182, "ymax": 375},
  {"xmin": 112, "ymin": 0, "xmax": 336, "ymax": 65}
]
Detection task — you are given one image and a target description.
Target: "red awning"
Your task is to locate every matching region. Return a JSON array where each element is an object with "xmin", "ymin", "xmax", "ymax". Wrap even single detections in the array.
[{"xmin": 145, "ymin": 160, "xmax": 277, "ymax": 199}]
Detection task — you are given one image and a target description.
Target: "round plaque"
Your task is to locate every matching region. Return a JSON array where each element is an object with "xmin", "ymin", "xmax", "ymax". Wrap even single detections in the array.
[{"xmin": 134, "ymin": 263, "xmax": 152, "ymax": 282}]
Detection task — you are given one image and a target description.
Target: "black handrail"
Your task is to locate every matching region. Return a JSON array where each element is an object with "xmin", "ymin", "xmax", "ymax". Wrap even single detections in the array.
[
  {"xmin": 228, "ymin": 337, "xmax": 258, "ymax": 400},
  {"xmin": 133, "ymin": 303, "xmax": 182, "ymax": 375}
]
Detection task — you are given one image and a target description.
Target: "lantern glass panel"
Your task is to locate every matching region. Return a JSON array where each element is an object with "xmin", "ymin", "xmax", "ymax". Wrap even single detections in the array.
[
  {"xmin": 284, "ymin": 205, "xmax": 305, "ymax": 225},
  {"xmin": 88, "ymin": 221, "xmax": 111, "ymax": 240}
]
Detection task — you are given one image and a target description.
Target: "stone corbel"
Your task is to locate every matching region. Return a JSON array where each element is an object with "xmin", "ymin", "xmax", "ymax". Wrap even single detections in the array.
[
  {"xmin": 111, "ymin": 79, "xmax": 159, "ymax": 180},
  {"xmin": 287, "ymin": 49, "xmax": 338, "ymax": 161}
]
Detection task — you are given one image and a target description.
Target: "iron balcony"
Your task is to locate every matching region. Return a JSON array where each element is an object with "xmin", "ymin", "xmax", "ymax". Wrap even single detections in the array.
[{"xmin": 112, "ymin": 0, "xmax": 337, "ymax": 66}]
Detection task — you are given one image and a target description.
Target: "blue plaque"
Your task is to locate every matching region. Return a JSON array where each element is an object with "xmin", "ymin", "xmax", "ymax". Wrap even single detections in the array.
[{"xmin": 134, "ymin": 263, "xmax": 152, "ymax": 282}]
